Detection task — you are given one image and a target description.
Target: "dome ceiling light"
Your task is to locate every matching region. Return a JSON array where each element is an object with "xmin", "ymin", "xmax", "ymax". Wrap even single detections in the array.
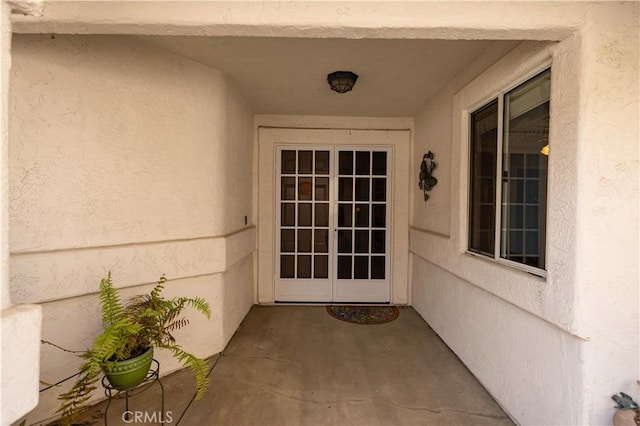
[{"xmin": 327, "ymin": 71, "xmax": 358, "ymax": 94}]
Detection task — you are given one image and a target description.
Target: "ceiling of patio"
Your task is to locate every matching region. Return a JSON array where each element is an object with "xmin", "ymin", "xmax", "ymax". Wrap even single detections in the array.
[{"xmin": 141, "ymin": 36, "xmax": 519, "ymax": 117}]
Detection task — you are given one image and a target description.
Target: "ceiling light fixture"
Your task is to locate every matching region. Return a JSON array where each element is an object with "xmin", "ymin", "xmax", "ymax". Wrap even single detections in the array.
[{"xmin": 327, "ymin": 71, "xmax": 358, "ymax": 94}]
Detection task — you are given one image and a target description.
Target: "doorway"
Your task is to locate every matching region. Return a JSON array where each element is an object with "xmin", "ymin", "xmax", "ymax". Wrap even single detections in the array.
[
  {"xmin": 257, "ymin": 127, "xmax": 410, "ymax": 305},
  {"xmin": 275, "ymin": 147, "xmax": 391, "ymax": 302}
]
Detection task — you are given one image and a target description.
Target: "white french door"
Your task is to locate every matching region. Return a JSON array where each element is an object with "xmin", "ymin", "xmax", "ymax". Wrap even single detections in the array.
[{"xmin": 275, "ymin": 146, "xmax": 391, "ymax": 303}]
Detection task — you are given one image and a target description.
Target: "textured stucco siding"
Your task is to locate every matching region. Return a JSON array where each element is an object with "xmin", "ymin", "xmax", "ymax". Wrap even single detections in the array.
[
  {"xmin": 574, "ymin": 5, "xmax": 639, "ymax": 423},
  {"xmin": 1, "ymin": 3, "xmax": 43, "ymax": 425},
  {"xmin": 3, "ymin": 2, "xmax": 638, "ymax": 426},
  {"xmin": 9, "ymin": 34, "xmax": 255, "ymax": 424},
  {"xmin": 411, "ymin": 5, "xmax": 639, "ymax": 425}
]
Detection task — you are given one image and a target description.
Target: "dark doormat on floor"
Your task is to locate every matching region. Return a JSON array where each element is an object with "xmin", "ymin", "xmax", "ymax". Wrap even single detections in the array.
[{"xmin": 326, "ymin": 305, "xmax": 399, "ymax": 325}]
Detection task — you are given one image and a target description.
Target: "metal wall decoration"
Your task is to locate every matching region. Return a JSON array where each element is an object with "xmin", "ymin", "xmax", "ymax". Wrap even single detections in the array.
[{"xmin": 418, "ymin": 151, "xmax": 438, "ymax": 201}]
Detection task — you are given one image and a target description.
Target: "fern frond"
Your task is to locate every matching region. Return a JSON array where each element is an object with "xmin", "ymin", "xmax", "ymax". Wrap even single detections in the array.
[
  {"xmin": 182, "ymin": 297, "xmax": 212, "ymax": 319},
  {"xmin": 91, "ymin": 317, "xmax": 141, "ymax": 362},
  {"xmin": 165, "ymin": 318, "xmax": 189, "ymax": 332},
  {"xmin": 160, "ymin": 344, "xmax": 210, "ymax": 400},
  {"xmin": 125, "ymin": 294, "xmax": 152, "ymax": 316},
  {"xmin": 150, "ymin": 274, "xmax": 167, "ymax": 300},
  {"xmin": 157, "ymin": 300, "xmax": 185, "ymax": 328},
  {"xmin": 99, "ymin": 272, "xmax": 125, "ymax": 327},
  {"xmin": 55, "ymin": 360, "xmax": 101, "ymax": 426}
]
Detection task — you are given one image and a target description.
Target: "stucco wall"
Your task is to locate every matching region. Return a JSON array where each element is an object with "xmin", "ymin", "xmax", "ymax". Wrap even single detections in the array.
[
  {"xmin": 1, "ymin": 3, "xmax": 43, "ymax": 425},
  {"xmin": 9, "ymin": 34, "xmax": 255, "ymax": 424},
  {"xmin": 1, "ymin": 0, "xmax": 9, "ymax": 312},
  {"xmin": 412, "ymin": 41, "xmax": 519, "ymax": 237},
  {"xmin": 574, "ymin": 5, "xmax": 639, "ymax": 423},
  {"xmin": 411, "ymin": 5, "xmax": 639, "ymax": 425},
  {"xmin": 6, "ymin": 2, "xmax": 639, "ymax": 426}
]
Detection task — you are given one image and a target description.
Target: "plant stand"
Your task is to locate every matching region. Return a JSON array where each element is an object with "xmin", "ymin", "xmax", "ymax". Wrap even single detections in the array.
[{"xmin": 101, "ymin": 359, "xmax": 165, "ymax": 425}]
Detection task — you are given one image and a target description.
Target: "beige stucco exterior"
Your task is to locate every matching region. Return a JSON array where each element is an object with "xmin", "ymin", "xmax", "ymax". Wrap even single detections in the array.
[
  {"xmin": 7, "ymin": 32, "xmax": 255, "ymax": 423},
  {"xmin": 411, "ymin": 6, "xmax": 639, "ymax": 423},
  {"xmin": 1, "ymin": 2, "xmax": 43, "ymax": 425},
  {"xmin": 1, "ymin": 2, "xmax": 638, "ymax": 425}
]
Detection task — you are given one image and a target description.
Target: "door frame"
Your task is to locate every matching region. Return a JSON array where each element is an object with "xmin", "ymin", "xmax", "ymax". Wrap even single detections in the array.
[
  {"xmin": 274, "ymin": 146, "xmax": 393, "ymax": 303},
  {"xmin": 258, "ymin": 127, "xmax": 411, "ymax": 304}
]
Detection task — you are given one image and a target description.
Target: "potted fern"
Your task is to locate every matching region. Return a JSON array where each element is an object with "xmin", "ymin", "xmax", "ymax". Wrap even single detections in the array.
[{"xmin": 45, "ymin": 272, "xmax": 211, "ymax": 426}]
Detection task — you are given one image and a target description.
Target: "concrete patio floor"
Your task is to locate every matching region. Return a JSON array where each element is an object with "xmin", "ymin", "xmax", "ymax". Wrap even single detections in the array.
[{"xmin": 83, "ymin": 306, "xmax": 514, "ymax": 425}]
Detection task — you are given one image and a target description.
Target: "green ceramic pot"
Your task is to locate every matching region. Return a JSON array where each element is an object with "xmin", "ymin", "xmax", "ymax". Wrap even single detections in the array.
[{"xmin": 102, "ymin": 347, "xmax": 153, "ymax": 390}]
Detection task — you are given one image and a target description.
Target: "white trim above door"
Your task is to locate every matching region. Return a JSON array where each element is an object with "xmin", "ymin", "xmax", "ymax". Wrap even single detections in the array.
[{"xmin": 258, "ymin": 128, "xmax": 411, "ymax": 304}]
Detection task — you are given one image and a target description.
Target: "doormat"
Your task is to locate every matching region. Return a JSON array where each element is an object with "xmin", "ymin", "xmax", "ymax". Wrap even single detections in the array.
[{"xmin": 326, "ymin": 305, "xmax": 399, "ymax": 325}]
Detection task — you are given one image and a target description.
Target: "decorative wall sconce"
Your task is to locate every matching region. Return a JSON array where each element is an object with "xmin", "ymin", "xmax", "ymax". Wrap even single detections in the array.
[
  {"xmin": 327, "ymin": 71, "xmax": 358, "ymax": 93},
  {"xmin": 418, "ymin": 151, "xmax": 438, "ymax": 201}
]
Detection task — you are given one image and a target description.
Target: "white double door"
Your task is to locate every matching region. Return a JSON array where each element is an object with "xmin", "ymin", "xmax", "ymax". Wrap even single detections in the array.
[{"xmin": 275, "ymin": 146, "xmax": 391, "ymax": 303}]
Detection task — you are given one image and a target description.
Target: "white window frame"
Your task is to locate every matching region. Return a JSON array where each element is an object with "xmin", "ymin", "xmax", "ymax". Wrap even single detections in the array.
[{"xmin": 466, "ymin": 62, "xmax": 551, "ymax": 278}]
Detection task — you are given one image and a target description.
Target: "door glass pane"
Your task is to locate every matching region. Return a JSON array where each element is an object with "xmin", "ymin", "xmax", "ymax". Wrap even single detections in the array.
[
  {"xmin": 298, "ymin": 177, "xmax": 312, "ymax": 201},
  {"xmin": 371, "ymin": 256, "xmax": 385, "ymax": 279},
  {"xmin": 371, "ymin": 230, "xmax": 385, "ymax": 253},
  {"xmin": 282, "ymin": 177, "xmax": 296, "ymax": 200},
  {"xmin": 298, "ymin": 203, "xmax": 312, "ymax": 227},
  {"xmin": 314, "ymin": 229, "xmax": 328, "ymax": 253},
  {"xmin": 372, "ymin": 152, "xmax": 387, "ymax": 175},
  {"xmin": 508, "ymin": 205, "xmax": 524, "ymax": 229},
  {"xmin": 282, "ymin": 151, "xmax": 296, "ymax": 174},
  {"xmin": 339, "ymin": 178, "xmax": 353, "ymax": 201},
  {"xmin": 525, "ymin": 231, "xmax": 539, "ymax": 253},
  {"xmin": 469, "ymin": 99, "xmax": 498, "ymax": 256},
  {"xmin": 315, "ymin": 151, "xmax": 330, "ymax": 174},
  {"xmin": 354, "ymin": 230, "xmax": 369, "ymax": 253},
  {"xmin": 371, "ymin": 204, "xmax": 385, "ymax": 228},
  {"xmin": 372, "ymin": 178, "xmax": 386, "ymax": 201},
  {"xmin": 281, "ymin": 255, "xmax": 295, "ymax": 278},
  {"xmin": 356, "ymin": 152, "xmax": 370, "ymax": 175},
  {"xmin": 314, "ymin": 256, "xmax": 328, "ymax": 278},
  {"xmin": 315, "ymin": 178, "xmax": 329, "ymax": 201},
  {"xmin": 298, "ymin": 229, "xmax": 312, "ymax": 253},
  {"xmin": 526, "ymin": 155, "xmax": 540, "ymax": 178},
  {"xmin": 508, "ymin": 179, "xmax": 524, "ymax": 203},
  {"xmin": 338, "ymin": 230, "xmax": 352, "ymax": 253},
  {"xmin": 281, "ymin": 229, "xmax": 295, "ymax": 252},
  {"xmin": 508, "ymin": 231, "xmax": 523, "ymax": 255},
  {"xmin": 298, "ymin": 151, "xmax": 313, "ymax": 174},
  {"xmin": 355, "ymin": 178, "xmax": 369, "ymax": 201},
  {"xmin": 314, "ymin": 203, "xmax": 329, "ymax": 227},
  {"xmin": 297, "ymin": 255, "xmax": 311, "ymax": 278},
  {"xmin": 339, "ymin": 151, "xmax": 353, "ymax": 175},
  {"xmin": 281, "ymin": 203, "xmax": 295, "ymax": 226},
  {"xmin": 509, "ymin": 154, "xmax": 525, "ymax": 177},
  {"xmin": 337, "ymin": 256, "xmax": 352, "ymax": 279},
  {"xmin": 354, "ymin": 256, "xmax": 368, "ymax": 279},
  {"xmin": 525, "ymin": 181, "xmax": 539, "ymax": 203},
  {"xmin": 338, "ymin": 204, "xmax": 352, "ymax": 227},
  {"xmin": 355, "ymin": 204, "xmax": 369, "ymax": 227},
  {"xmin": 525, "ymin": 206, "xmax": 538, "ymax": 229}
]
